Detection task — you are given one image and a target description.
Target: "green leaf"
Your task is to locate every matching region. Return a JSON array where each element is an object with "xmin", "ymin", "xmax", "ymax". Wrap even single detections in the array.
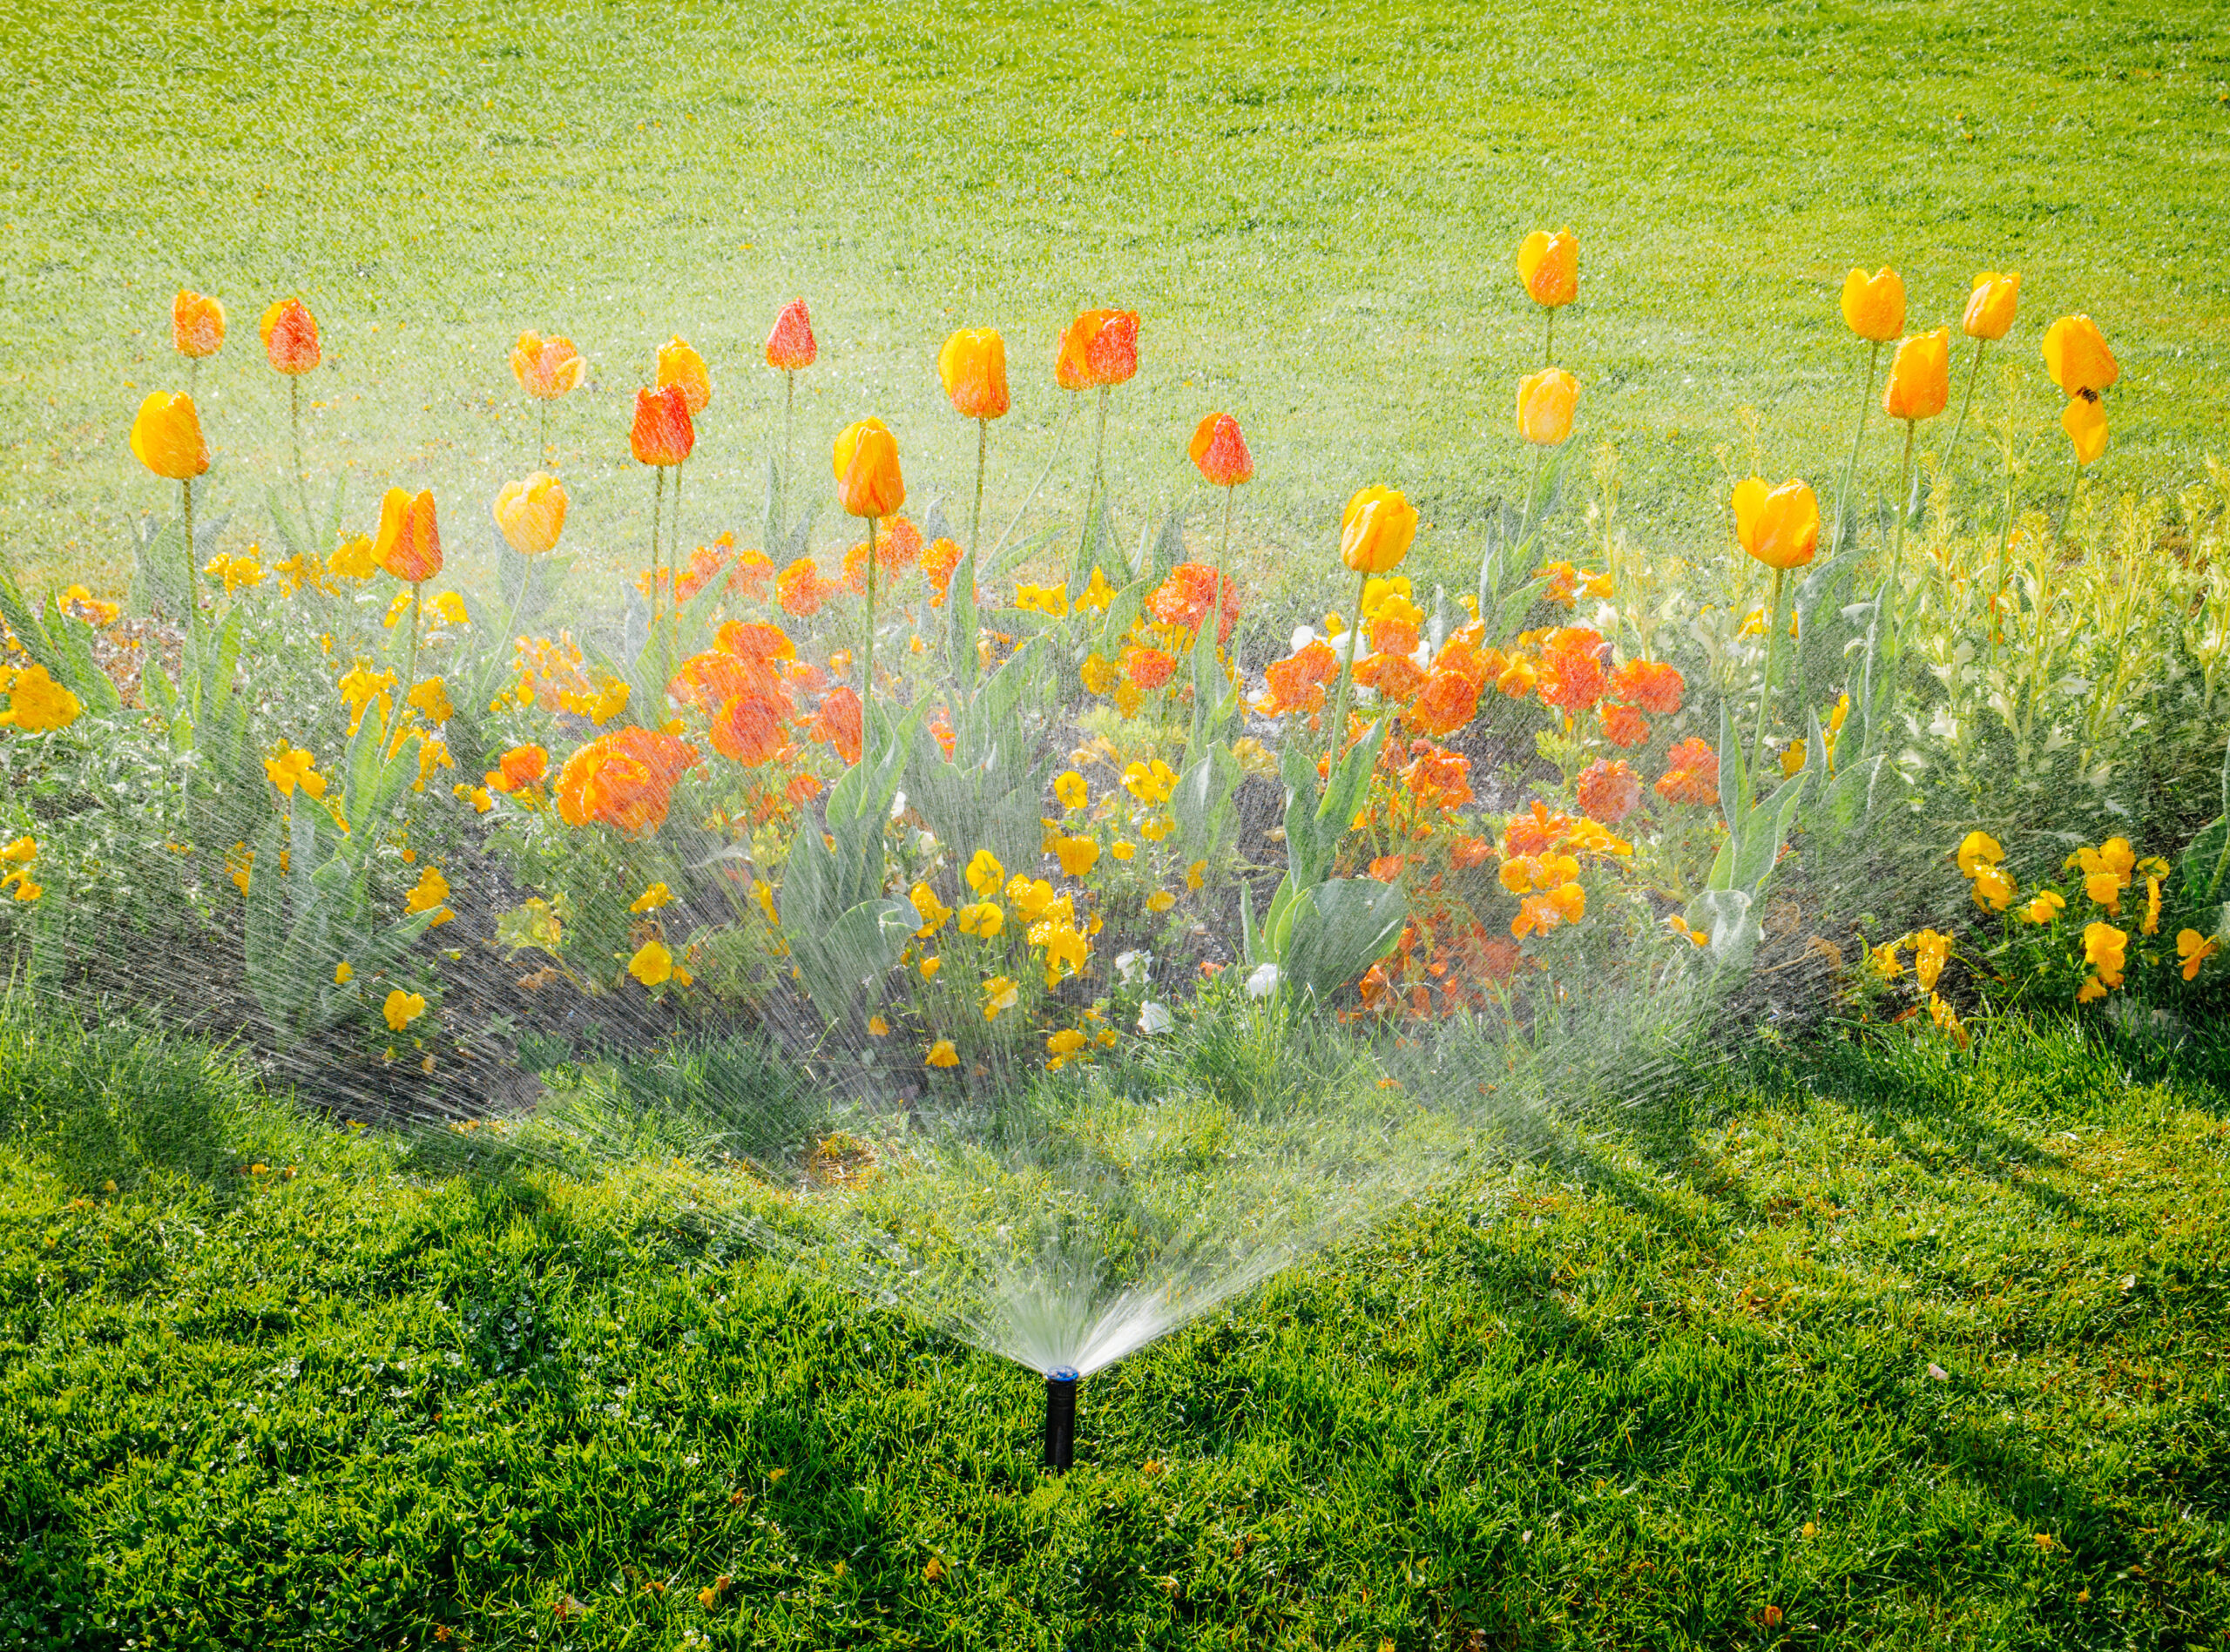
[{"xmin": 1281, "ymin": 877, "xmax": 1407, "ymax": 1006}]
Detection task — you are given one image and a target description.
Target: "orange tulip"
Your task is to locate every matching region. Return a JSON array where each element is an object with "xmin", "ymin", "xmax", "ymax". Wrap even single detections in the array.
[
  {"xmin": 260, "ymin": 297, "xmax": 321, "ymax": 374},
  {"xmin": 766, "ymin": 299, "xmax": 816, "ymax": 371},
  {"xmin": 1732, "ymin": 478, "xmax": 1820, "ymax": 571},
  {"xmin": 833, "ymin": 418, "xmax": 905, "ymax": 518},
  {"xmin": 1340, "ymin": 486, "xmax": 1417, "ymax": 576},
  {"xmin": 374, "ymin": 489, "xmax": 443, "ymax": 584},
  {"xmin": 657, "ymin": 335, "xmax": 711, "ymax": 415},
  {"xmin": 1055, "ymin": 309, "xmax": 1139, "ymax": 390},
  {"xmin": 128, "ymin": 392, "xmax": 210, "ymax": 481},
  {"xmin": 1189, "ymin": 412, "xmax": 1253, "ymax": 488},
  {"xmin": 2062, "ymin": 394, "xmax": 2108, "ymax": 466},
  {"xmin": 511, "ymin": 332, "xmax": 585, "ymax": 399},
  {"xmin": 631, "ymin": 386, "xmax": 694, "ymax": 467},
  {"xmin": 172, "ymin": 291, "xmax": 226, "ymax": 359},
  {"xmin": 2042, "ymin": 314, "xmax": 2118, "ymax": 395},
  {"xmin": 1839, "ymin": 267, "xmax": 1905, "ymax": 342},
  {"xmin": 1961, "ymin": 272, "xmax": 2020, "ymax": 341},
  {"xmin": 937, "ymin": 327, "xmax": 1010, "ymax": 420},
  {"xmin": 1515, "ymin": 228, "xmax": 1578, "ymax": 308},
  {"xmin": 493, "ymin": 473, "xmax": 569, "ymax": 556},
  {"xmin": 1516, "ymin": 367, "xmax": 1579, "ymax": 446},
  {"xmin": 1882, "ymin": 328, "xmax": 1951, "ymax": 421}
]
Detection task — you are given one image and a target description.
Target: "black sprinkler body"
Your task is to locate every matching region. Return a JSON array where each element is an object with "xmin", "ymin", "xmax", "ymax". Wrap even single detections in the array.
[{"xmin": 1042, "ymin": 1368, "xmax": 1078, "ymax": 1471}]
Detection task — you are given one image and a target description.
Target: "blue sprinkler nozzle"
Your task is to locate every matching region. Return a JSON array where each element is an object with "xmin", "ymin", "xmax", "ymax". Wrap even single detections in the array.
[{"xmin": 1042, "ymin": 1368, "xmax": 1079, "ymax": 1471}]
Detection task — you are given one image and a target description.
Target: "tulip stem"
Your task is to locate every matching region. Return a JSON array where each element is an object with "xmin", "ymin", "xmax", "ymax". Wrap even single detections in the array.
[
  {"xmin": 781, "ymin": 370, "xmax": 795, "ymax": 536},
  {"xmin": 179, "ymin": 477, "xmax": 199, "ymax": 667},
  {"xmin": 1324, "ymin": 567, "xmax": 1369, "ymax": 777},
  {"xmin": 2054, "ymin": 450, "xmax": 2084, "ymax": 549},
  {"xmin": 1833, "ymin": 341, "xmax": 1882, "ymax": 550},
  {"xmin": 863, "ymin": 516, "xmax": 878, "ymax": 712},
  {"xmin": 1216, "ymin": 486, "xmax": 1235, "ymax": 600},
  {"xmin": 403, "ymin": 580, "xmax": 422, "ymax": 707},
  {"xmin": 538, "ymin": 401, "xmax": 550, "ymax": 467},
  {"xmin": 1887, "ymin": 419, "xmax": 1916, "ymax": 645},
  {"xmin": 672, "ymin": 459, "xmax": 686, "ymax": 670},
  {"xmin": 1543, "ymin": 307, "xmax": 1556, "ymax": 368},
  {"xmin": 1516, "ymin": 445, "xmax": 1547, "ymax": 549},
  {"xmin": 1945, "ymin": 334, "xmax": 1986, "ymax": 480},
  {"xmin": 187, "ymin": 357, "xmax": 199, "ymax": 400},
  {"xmin": 649, "ymin": 466, "xmax": 665, "ymax": 686},
  {"xmin": 1749, "ymin": 564, "xmax": 1788, "ymax": 792},
  {"xmin": 290, "ymin": 376, "xmax": 312, "ymax": 546},
  {"xmin": 970, "ymin": 417, "xmax": 987, "ymax": 568},
  {"xmin": 1076, "ymin": 384, "xmax": 1110, "ymax": 574}
]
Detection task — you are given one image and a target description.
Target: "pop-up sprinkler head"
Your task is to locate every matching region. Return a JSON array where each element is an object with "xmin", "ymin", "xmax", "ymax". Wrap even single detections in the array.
[{"xmin": 1042, "ymin": 1367, "xmax": 1078, "ymax": 1471}]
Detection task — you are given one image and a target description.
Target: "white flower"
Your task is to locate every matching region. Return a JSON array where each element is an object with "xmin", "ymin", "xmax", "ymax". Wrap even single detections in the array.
[
  {"xmin": 1246, "ymin": 962, "xmax": 1281, "ymax": 1000},
  {"xmin": 1137, "ymin": 1000, "xmax": 1172, "ymax": 1035},
  {"xmin": 1115, "ymin": 949, "xmax": 1152, "ymax": 987}
]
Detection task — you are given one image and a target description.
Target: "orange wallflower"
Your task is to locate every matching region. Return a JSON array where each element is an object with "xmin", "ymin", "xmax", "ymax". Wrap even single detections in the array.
[
  {"xmin": 260, "ymin": 298, "xmax": 321, "ymax": 374},
  {"xmin": 810, "ymin": 685, "xmax": 863, "ymax": 764},
  {"xmin": 1599, "ymin": 702, "xmax": 1649, "ymax": 747},
  {"xmin": 1609, "ymin": 657, "xmax": 1684, "ymax": 715},
  {"xmin": 766, "ymin": 299, "xmax": 817, "ymax": 371},
  {"xmin": 1537, "ymin": 627, "xmax": 1608, "ymax": 712},
  {"xmin": 1146, "ymin": 562, "xmax": 1240, "ymax": 644},
  {"xmin": 1122, "ymin": 645, "xmax": 1178, "ymax": 691},
  {"xmin": 1355, "ymin": 652, "xmax": 1426, "ymax": 701},
  {"xmin": 718, "ymin": 620, "xmax": 797, "ymax": 663},
  {"xmin": 776, "ymin": 557, "xmax": 832, "ymax": 617},
  {"xmin": 1655, "ymin": 738, "xmax": 1719, "ymax": 807},
  {"xmin": 553, "ymin": 727, "xmax": 701, "ymax": 835},
  {"xmin": 1409, "ymin": 667, "xmax": 1483, "ymax": 738},
  {"xmin": 1055, "ymin": 309, "xmax": 1139, "ymax": 389},
  {"xmin": 669, "ymin": 650, "xmax": 791, "ymax": 718},
  {"xmin": 487, "ymin": 743, "xmax": 548, "ymax": 792},
  {"xmin": 710, "ymin": 694, "xmax": 787, "ymax": 766},
  {"xmin": 1259, "ymin": 642, "xmax": 1339, "ymax": 717},
  {"xmin": 1576, "ymin": 758, "xmax": 1641, "ymax": 825},
  {"xmin": 922, "ymin": 536, "xmax": 963, "ymax": 602}
]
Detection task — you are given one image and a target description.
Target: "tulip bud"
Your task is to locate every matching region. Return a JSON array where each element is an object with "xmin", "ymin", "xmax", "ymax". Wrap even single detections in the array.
[
  {"xmin": 1055, "ymin": 309, "xmax": 1139, "ymax": 390},
  {"xmin": 657, "ymin": 335, "xmax": 711, "ymax": 415},
  {"xmin": 937, "ymin": 328, "xmax": 1010, "ymax": 421},
  {"xmin": 2062, "ymin": 393, "xmax": 2108, "ymax": 467},
  {"xmin": 1340, "ymin": 486, "xmax": 1417, "ymax": 577},
  {"xmin": 2042, "ymin": 314, "xmax": 2118, "ymax": 396},
  {"xmin": 1515, "ymin": 228, "xmax": 1578, "ymax": 309},
  {"xmin": 511, "ymin": 332, "xmax": 585, "ymax": 399},
  {"xmin": 1882, "ymin": 328, "xmax": 1951, "ymax": 421},
  {"xmin": 766, "ymin": 299, "xmax": 817, "ymax": 371},
  {"xmin": 1189, "ymin": 413, "xmax": 1253, "ymax": 488},
  {"xmin": 833, "ymin": 418, "xmax": 905, "ymax": 518},
  {"xmin": 1732, "ymin": 477, "xmax": 1821, "ymax": 571},
  {"xmin": 172, "ymin": 291, "xmax": 226, "ymax": 360},
  {"xmin": 260, "ymin": 298, "xmax": 321, "ymax": 374},
  {"xmin": 631, "ymin": 386, "xmax": 694, "ymax": 467},
  {"xmin": 493, "ymin": 473, "xmax": 570, "ymax": 556},
  {"xmin": 1516, "ymin": 367, "xmax": 1579, "ymax": 446},
  {"xmin": 1961, "ymin": 272, "xmax": 2020, "ymax": 342},
  {"xmin": 128, "ymin": 391, "xmax": 211, "ymax": 481},
  {"xmin": 1839, "ymin": 267, "xmax": 1905, "ymax": 343},
  {"xmin": 374, "ymin": 488, "xmax": 443, "ymax": 584}
]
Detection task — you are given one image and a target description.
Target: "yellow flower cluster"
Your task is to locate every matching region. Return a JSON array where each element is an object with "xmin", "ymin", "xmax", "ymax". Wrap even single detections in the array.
[
  {"xmin": 0, "ymin": 664, "xmax": 81, "ymax": 732},
  {"xmin": 1, "ymin": 834, "xmax": 41, "ymax": 903}
]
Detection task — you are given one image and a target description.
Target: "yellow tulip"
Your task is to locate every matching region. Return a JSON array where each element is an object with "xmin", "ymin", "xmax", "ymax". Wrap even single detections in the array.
[
  {"xmin": 1515, "ymin": 227, "xmax": 1578, "ymax": 308},
  {"xmin": 1839, "ymin": 267, "xmax": 1905, "ymax": 342},
  {"xmin": 832, "ymin": 418, "xmax": 905, "ymax": 518},
  {"xmin": 2042, "ymin": 314, "xmax": 2118, "ymax": 396},
  {"xmin": 1339, "ymin": 486, "xmax": 1418, "ymax": 575},
  {"xmin": 1961, "ymin": 272, "xmax": 2020, "ymax": 341},
  {"xmin": 2061, "ymin": 394, "xmax": 2107, "ymax": 466},
  {"xmin": 1731, "ymin": 477, "xmax": 1820, "ymax": 571},
  {"xmin": 656, "ymin": 335, "xmax": 711, "ymax": 415},
  {"xmin": 1515, "ymin": 367, "xmax": 1578, "ymax": 446},
  {"xmin": 493, "ymin": 472, "xmax": 570, "ymax": 556},
  {"xmin": 129, "ymin": 391, "xmax": 210, "ymax": 481},
  {"xmin": 1882, "ymin": 329, "xmax": 1950, "ymax": 421}
]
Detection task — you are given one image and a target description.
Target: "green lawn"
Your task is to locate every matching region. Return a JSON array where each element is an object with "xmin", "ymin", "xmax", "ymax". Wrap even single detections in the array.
[
  {"xmin": 3, "ymin": 1, "xmax": 2227, "ymax": 618},
  {"xmin": 3, "ymin": 1007, "xmax": 2227, "ymax": 1648}
]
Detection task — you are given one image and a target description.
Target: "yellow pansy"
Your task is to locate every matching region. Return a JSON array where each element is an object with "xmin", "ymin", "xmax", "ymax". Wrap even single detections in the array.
[
  {"xmin": 910, "ymin": 881, "xmax": 954, "ymax": 936},
  {"xmin": 630, "ymin": 882, "xmax": 674, "ymax": 914},
  {"xmin": 628, "ymin": 939, "xmax": 674, "ymax": 986},
  {"xmin": 927, "ymin": 1038, "xmax": 959, "ymax": 1068},
  {"xmin": 1052, "ymin": 835, "xmax": 1100, "ymax": 878},
  {"xmin": 1146, "ymin": 891, "xmax": 1176, "ymax": 913},
  {"xmin": 382, "ymin": 989, "xmax": 426, "ymax": 1031},
  {"xmin": 1046, "ymin": 1028, "xmax": 1088, "ymax": 1057},
  {"xmin": 982, "ymin": 974, "xmax": 1019, "ymax": 1021},
  {"xmin": 965, "ymin": 849, "xmax": 1006, "ymax": 898},
  {"xmin": 1054, "ymin": 771, "xmax": 1089, "ymax": 811},
  {"xmin": 2019, "ymin": 890, "xmax": 2065, "ymax": 925}
]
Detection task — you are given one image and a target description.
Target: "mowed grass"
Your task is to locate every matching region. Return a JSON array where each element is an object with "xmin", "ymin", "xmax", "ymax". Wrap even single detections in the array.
[
  {"xmin": 2, "ymin": 1, "xmax": 2227, "ymax": 624},
  {"xmin": 3, "ymin": 1004, "xmax": 2227, "ymax": 1649}
]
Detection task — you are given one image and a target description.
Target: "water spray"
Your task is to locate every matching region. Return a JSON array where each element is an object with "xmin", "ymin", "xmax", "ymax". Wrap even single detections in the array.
[{"xmin": 1041, "ymin": 1367, "xmax": 1078, "ymax": 1472}]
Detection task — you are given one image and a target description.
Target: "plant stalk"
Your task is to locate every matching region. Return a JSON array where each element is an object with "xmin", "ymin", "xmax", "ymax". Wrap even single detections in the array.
[
  {"xmin": 863, "ymin": 515, "xmax": 878, "ymax": 710},
  {"xmin": 1324, "ymin": 566, "xmax": 1370, "ymax": 772},
  {"xmin": 1832, "ymin": 341, "xmax": 1883, "ymax": 550},
  {"xmin": 970, "ymin": 417, "xmax": 988, "ymax": 567},
  {"xmin": 2054, "ymin": 450, "xmax": 2084, "ymax": 549},
  {"xmin": 1944, "ymin": 334, "xmax": 1986, "ymax": 478},
  {"xmin": 781, "ymin": 370, "xmax": 795, "ymax": 536},
  {"xmin": 1749, "ymin": 564, "xmax": 1788, "ymax": 791},
  {"xmin": 1543, "ymin": 307, "xmax": 1556, "ymax": 367},
  {"xmin": 1516, "ymin": 444, "xmax": 1548, "ymax": 548},
  {"xmin": 180, "ymin": 477, "xmax": 199, "ymax": 665},
  {"xmin": 650, "ymin": 466, "xmax": 666, "ymax": 689},
  {"xmin": 1887, "ymin": 419, "xmax": 1917, "ymax": 644}
]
